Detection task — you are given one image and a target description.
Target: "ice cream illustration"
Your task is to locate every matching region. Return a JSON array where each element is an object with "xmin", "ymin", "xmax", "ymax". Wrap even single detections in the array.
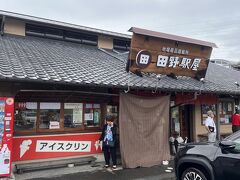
[
  {"xmin": 94, "ymin": 140, "xmax": 99, "ymax": 151},
  {"xmin": 94, "ymin": 140, "xmax": 103, "ymax": 151},
  {"xmin": 99, "ymin": 141, "xmax": 103, "ymax": 150},
  {"xmin": 20, "ymin": 140, "xmax": 32, "ymax": 158}
]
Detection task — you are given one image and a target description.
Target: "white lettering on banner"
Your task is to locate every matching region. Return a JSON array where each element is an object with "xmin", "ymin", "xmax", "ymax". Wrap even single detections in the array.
[
  {"xmin": 157, "ymin": 55, "xmax": 168, "ymax": 67},
  {"xmin": 162, "ymin": 47, "xmax": 190, "ymax": 55},
  {"xmin": 168, "ymin": 57, "xmax": 179, "ymax": 68},
  {"xmin": 36, "ymin": 140, "xmax": 91, "ymax": 152},
  {"xmin": 156, "ymin": 55, "xmax": 201, "ymax": 71},
  {"xmin": 135, "ymin": 49, "xmax": 203, "ymax": 71},
  {"xmin": 179, "ymin": 58, "xmax": 192, "ymax": 69},
  {"xmin": 191, "ymin": 58, "xmax": 201, "ymax": 71},
  {"xmin": 139, "ymin": 54, "xmax": 150, "ymax": 64}
]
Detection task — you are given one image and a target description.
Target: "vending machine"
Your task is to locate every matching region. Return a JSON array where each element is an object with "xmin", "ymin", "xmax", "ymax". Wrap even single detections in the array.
[{"xmin": 0, "ymin": 97, "xmax": 14, "ymax": 177}]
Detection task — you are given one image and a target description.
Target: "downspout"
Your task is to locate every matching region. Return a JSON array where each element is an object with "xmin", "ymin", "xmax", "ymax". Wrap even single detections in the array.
[{"xmin": 0, "ymin": 15, "xmax": 6, "ymax": 36}]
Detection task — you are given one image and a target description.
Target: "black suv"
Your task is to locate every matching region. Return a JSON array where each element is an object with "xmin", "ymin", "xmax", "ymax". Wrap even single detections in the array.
[{"xmin": 175, "ymin": 131, "xmax": 240, "ymax": 180}]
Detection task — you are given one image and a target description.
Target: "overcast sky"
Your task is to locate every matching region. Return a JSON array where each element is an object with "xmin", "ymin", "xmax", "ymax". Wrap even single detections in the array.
[{"xmin": 1, "ymin": 0, "xmax": 240, "ymax": 63}]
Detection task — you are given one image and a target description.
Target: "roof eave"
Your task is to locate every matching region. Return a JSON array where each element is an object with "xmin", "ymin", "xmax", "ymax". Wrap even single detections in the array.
[
  {"xmin": 0, "ymin": 10, "xmax": 132, "ymax": 39},
  {"xmin": 129, "ymin": 27, "xmax": 217, "ymax": 48}
]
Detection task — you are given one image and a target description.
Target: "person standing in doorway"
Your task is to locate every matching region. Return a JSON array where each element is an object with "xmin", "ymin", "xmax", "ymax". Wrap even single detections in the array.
[
  {"xmin": 205, "ymin": 110, "xmax": 216, "ymax": 142},
  {"xmin": 232, "ymin": 107, "xmax": 240, "ymax": 133},
  {"xmin": 99, "ymin": 115, "xmax": 117, "ymax": 169}
]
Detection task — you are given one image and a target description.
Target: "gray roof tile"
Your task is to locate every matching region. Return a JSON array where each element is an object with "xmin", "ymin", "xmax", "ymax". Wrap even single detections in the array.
[{"xmin": 0, "ymin": 35, "xmax": 239, "ymax": 95}]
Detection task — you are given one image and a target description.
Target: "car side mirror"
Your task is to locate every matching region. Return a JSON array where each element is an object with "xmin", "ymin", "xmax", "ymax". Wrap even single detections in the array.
[{"xmin": 219, "ymin": 140, "xmax": 236, "ymax": 151}]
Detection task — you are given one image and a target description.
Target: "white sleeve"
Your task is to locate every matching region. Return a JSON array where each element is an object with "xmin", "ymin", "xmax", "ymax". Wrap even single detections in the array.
[
  {"xmin": 205, "ymin": 118, "xmax": 210, "ymax": 127},
  {"xmin": 177, "ymin": 137, "xmax": 184, "ymax": 143}
]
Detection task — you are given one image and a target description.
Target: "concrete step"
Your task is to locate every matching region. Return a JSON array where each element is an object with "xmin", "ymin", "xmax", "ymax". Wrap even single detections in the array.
[{"xmin": 15, "ymin": 156, "xmax": 96, "ymax": 174}]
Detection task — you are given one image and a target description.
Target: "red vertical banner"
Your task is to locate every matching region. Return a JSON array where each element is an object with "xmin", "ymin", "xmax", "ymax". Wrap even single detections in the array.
[{"xmin": 0, "ymin": 97, "xmax": 14, "ymax": 177}]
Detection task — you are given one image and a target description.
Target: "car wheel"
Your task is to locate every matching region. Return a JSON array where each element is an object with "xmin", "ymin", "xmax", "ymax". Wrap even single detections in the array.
[{"xmin": 181, "ymin": 167, "xmax": 207, "ymax": 180}]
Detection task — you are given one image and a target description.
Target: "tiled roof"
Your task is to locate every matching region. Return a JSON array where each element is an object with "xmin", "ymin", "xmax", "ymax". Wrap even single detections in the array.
[
  {"xmin": 0, "ymin": 34, "xmax": 239, "ymax": 95},
  {"xmin": 206, "ymin": 63, "xmax": 240, "ymax": 92}
]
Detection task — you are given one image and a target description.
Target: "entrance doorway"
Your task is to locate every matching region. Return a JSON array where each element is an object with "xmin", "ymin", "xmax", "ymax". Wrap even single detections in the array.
[{"xmin": 170, "ymin": 104, "xmax": 194, "ymax": 142}]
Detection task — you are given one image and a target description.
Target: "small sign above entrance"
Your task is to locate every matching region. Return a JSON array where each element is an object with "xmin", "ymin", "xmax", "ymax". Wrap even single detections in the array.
[{"xmin": 128, "ymin": 27, "xmax": 217, "ymax": 79}]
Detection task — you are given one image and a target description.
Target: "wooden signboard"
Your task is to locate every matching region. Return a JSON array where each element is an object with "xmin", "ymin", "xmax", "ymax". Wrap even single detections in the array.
[{"xmin": 128, "ymin": 28, "xmax": 216, "ymax": 79}]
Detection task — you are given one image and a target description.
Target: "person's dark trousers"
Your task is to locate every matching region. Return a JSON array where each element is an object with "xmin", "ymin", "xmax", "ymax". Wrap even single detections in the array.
[
  {"xmin": 232, "ymin": 125, "xmax": 240, "ymax": 133},
  {"xmin": 103, "ymin": 146, "xmax": 117, "ymax": 165},
  {"xmin": 233, "ymin": 125, "xmax": 237, "ymax": 133}
]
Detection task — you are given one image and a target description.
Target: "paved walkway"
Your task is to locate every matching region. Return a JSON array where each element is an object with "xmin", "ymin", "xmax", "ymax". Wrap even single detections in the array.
[{"xmin": 13, "ymin": 162, "xmax": 175, "ymax": 180}]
